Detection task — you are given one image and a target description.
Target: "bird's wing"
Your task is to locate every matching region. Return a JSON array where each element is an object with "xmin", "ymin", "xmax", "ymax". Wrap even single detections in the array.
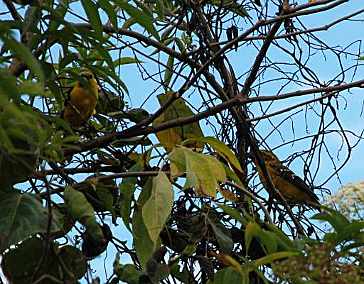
[
  {"xmin": 60, "ymin": 87, "xmax": 72, "ymax": 119},
  {"xmin": 275, "ymin": 164, "xmax": 320, "ymax": 204}
]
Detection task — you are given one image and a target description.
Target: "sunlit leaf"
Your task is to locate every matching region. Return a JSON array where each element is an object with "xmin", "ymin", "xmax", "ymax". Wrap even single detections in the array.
[
  {"xmin": 154, "ymin": 92, "xmax": 204, "ymax": 152},
  {"xmin": 142, "ymin": 172, "xmax": 173, "ymax": 245},
  {"xmin": 132, "ymin": 178, "xmax": 158, "ymax": 268},
  {"xmin": 169, "ymin": 146, "xmax": 226, "ymax": 197},
  {"xmin": 184, "ymin": 136, "xmax": 243, "ymax": 174}
]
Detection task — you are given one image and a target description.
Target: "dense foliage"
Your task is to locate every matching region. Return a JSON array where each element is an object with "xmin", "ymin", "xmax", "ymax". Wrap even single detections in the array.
[{"xmin": 0, "ymin": 0, "xmax": 363, "ymax": 283}]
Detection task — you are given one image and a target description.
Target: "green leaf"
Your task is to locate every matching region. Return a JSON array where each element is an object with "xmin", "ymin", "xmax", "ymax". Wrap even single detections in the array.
[
  {"xmin": 94, "ymin": 43, "xmax": 114, "ymax": 70},
  {"xmin": 1, "ymin": 36, "xmax": 44, "ymax": 86},
  {"xmin": 259, "ymin": 231, "xmax": 278, "ymax": 254},
  {"xmin": 124, "ymin": 108, "xmax": 150, "ymax": 123},
  {"xmin": 0, "ymin": 70, "xmax": 18, "ymax": 100},
  {"xmin": 169, "ymin": 146, "xmax": 226, "ymax": 197},
  {"xmin": 217, "ymin": 204, "xmax": 247, "ymax": 225},
  {"xmin": 0, "ymin": 190, "xmax": 61, "ymax": 252},
  {"xmin": 113, "ymin": 56, "xmax": 143, "ymax": 66},
  {"xmin": 209, "ymin": 267, "xmax": 247, "ymax": 284},
  {"xmin": 207, "ymin": 218, "xmax": 233, "ymax": 253},
  {"xmin": 64, "ymin": 186, "xmax": 94, "ymax": 222},
  {"xmin": 168, "ymin": 144, "xmax": 186, "ymax": 176},
  {"xmin": 207, "ymin": 0, "xmax": 249, "ymax": 17},
  {"xmin": 81, "ymin": 0, "xmax": 103, "ymax": 40},
  {"xmin": 142, "ymin": 172, "xmax": 173, "ymax": 245},
  {"xmin": 265, "ymin": 223, "xmax": 296, "ymax": 251},
  {"xmin": 122, "ymin": 17, "xmax": 137, "ymax": 29},
  {"xmin": 251, "ymin": 251, "xmax": 301, "ymax": 267},
  {"xmin": 48, "ymin": 0, "xmax": 69, "ymax": 32},
  {"xmin": 114, "ymin": 262, "xmax": 142, "ymax": 284},
  {"xmin": 164, "ymin": 53, "xmax": 174, "ymax": 88},
  {"xmin": 170, "ymin": 263, "xmax": 193, "ymax": 283},
  {"xmin": 245, "ymin": 222, "xmax": 261, "ymax": 255},
  {"xmin": 64, "ymin": 186, "xmax": 103, "ymax": 240},
  {"xmin": 59, "ymin": 245, "xmax": 88, "ymax": 279},
  {"xmin": 312, "ymin": 208, "xmax": 350, "ymax": 233},
  {"xmin": 134, "ymin": 0, "xmax": 153, "ymax": 17},
  {"xmin": 79, "ymin": 176, "xmax": 117, "ymax": 213},
  {"xmin": 2, "ymin": 238, "xmax": 49, "ymax": 283},
  {"xmin": 0, "ymin": 141, "xmax": 39, "ymax": 187},
  {"xmin": 2, "ymin": 238, "xmax": 87, "ymax": 283},
  {"xmin": 175, "ymin": 38, "xmax": 186, "ymax": 54},
  {"xmin": 182, "ymin": 244, "xmax": 196, "ymax": 256},
  {"xmin": 119, "ymin": 178, "xmax": 136, "ymax": 231},
  {"xmin": 184, "ymin": 136, "xmax": 243, "ymax": 174},
  {"xmin": 154, "ymin": 92, "xmax": 204, "ymax": 152},
  {"xmin": 90, "ymin": 64, "xmax": 129, "ymax": 94},
  {"xmin": 119, "ymin": 162, "xmax": 144, "ymax": 231},
  {"xmin": 113, "ymin": 0, "xmax": 160, "ymax": 40},
  {"xmin": 17, "ymin": 81, "xmax": 44, "ymax": 96},
  {"xmin": 155, "ymin": 0, "xmax": 166, "ymax": 20},
  {"xmin": 99, "ymin": 0, "xmax": 117, "ymax": 28},
  {"xmin": 245, "ymin": 222, "xmax": 279, "ymax": 254},
  {"xmin": 335, "ymin": 221, "xmax": 364, "ymax": 244},
  {"xmin": 132, "ymin": 178, "xmax": 158, "ymax": 268},
  {"xmin": 223, "ymin": 163, "xmax": 243, "ymax": 185}
]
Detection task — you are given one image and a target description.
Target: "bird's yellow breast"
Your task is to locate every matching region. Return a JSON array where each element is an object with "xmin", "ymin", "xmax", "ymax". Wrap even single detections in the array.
[
  {"xmin": 63, "ymin": 80, "xmax": 98, "ymax": 127},
  {"xmin": 70, "ymin": 83, "xmax": 97, "ymax": 115}
]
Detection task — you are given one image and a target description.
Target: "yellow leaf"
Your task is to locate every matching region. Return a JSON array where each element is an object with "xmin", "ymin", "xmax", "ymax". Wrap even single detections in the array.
[
  {"xmin": 169, "ymin": 146, "xmax": 226, "ymax": 198},
  {"xmin": 183, "ymin": 136, "xmax": 243, "ymax": 175},
  {"xmin": 153, "ymin": 93, "xmax": 204, "ymax": 152}
]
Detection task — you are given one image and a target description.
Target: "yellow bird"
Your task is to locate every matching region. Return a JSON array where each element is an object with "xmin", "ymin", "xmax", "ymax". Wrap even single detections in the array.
[
  {"xmin": 61, "ymin": 70, "xmax": 99, "ymax": 127},
  {"xmin": 256, "ymin": 150, "xmax": 320, "ymax": 208}
]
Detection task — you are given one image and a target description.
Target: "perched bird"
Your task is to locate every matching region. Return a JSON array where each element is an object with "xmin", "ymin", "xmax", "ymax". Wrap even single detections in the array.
[
  {"xmin": 61, "ymin": 70, "xmax": 99, "ymax": 127},
  {"xmin": 256, "ymin": 150, "xmax": 320, "ymax": 208}
]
